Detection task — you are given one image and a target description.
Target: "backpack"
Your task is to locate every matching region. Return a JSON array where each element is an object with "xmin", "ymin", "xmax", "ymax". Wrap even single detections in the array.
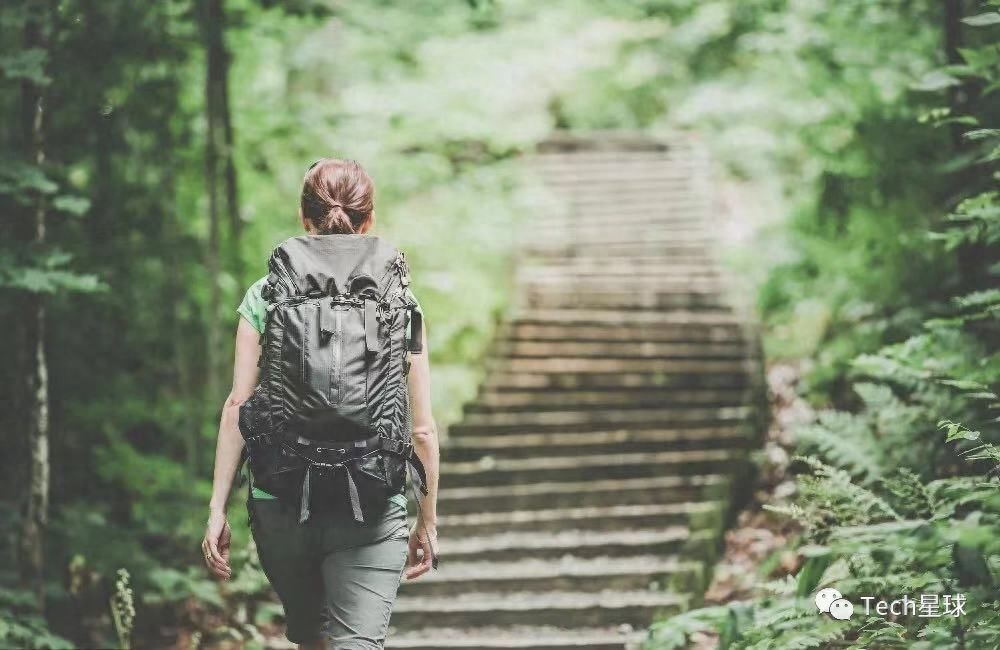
[{"xmin": 237, "ymin": 234, "xmax": 427, "ymax": 525}]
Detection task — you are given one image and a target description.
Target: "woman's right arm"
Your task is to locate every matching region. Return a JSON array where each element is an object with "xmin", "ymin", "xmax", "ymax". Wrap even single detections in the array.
[
  {"xmin": 202, "ymin": 317, "xmax": 261, "ymax": 580},
  {"xmin": 403, "ymin": 318, "xmax": 440, "ymax": 580}
]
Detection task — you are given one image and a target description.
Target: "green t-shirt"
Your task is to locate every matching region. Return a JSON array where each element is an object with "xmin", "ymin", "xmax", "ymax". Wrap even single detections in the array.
[{"xmin": 237, "ymin": 274, "xmax": 419, "ymax": 511}]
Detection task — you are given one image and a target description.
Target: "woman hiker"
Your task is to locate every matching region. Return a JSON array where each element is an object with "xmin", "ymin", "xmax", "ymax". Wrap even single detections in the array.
[{"xmin": 201, "ymin": 158, "xmax": 441, "ymax": 649}]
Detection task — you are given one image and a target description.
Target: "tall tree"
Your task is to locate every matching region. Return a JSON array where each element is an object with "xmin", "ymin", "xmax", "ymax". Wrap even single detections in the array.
[
  {"xmin": 200, "ymin": 0, "xmax": 241, "ymax": 438},
  {"xmin": 17, "ymin": 0, "xmax": 51, "ymax": 608}
]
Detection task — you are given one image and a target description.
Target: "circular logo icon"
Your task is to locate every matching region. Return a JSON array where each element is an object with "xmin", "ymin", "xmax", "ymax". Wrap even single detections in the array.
[
  {"xmin": 814, "ymin": 587, "xmax": 843, "ymax": 614},
  {"xmin": 829, "ymin": 598, "xmax": 854, "ymax": 620}
]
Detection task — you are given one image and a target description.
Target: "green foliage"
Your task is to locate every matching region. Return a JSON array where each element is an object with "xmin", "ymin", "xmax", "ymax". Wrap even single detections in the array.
[
  {"xmin": 648, "ymin": 2, "xmax": 1000, "ymax": 648},
  {"xmin": 0, "ymin": 591, "xmax": 73, "ymax": 650}
]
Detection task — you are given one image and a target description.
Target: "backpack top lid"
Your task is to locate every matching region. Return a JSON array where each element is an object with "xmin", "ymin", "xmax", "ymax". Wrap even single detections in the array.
[{"xmin": 268, "ymin": 234, "xmax": 401, "ymax": 298}]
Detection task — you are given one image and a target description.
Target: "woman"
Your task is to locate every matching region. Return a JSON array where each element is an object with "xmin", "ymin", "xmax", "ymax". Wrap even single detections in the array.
[{"xmin": 201, "ymin": 158, "xmax": 440, "ymax": 650}]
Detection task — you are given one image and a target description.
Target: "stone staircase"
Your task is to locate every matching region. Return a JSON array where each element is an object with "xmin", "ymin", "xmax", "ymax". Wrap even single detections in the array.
[{"xmin": 389, "ymin": 134, "xmax": 763, "ymax": 650}]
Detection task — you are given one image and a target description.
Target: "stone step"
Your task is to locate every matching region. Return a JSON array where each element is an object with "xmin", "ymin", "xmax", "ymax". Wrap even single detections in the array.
[
  {"xmin": 483, "ymin": 371, "xmax": 751, "ymax": 392},
  {"xmin": 468, "ymin": 387, "xmax": 751, "ymax": 412},
  {"xmin": 440, "ymin": 501, "xmax": 725, "ymax": 537},
  {"xmin": 451, "ymin": 405, "xmax": 752, "ymax": 436},
  {"xmin": 494, "ymin": 357, "xmax": 750, "ymax": 375},
  {"xmin": 518, "ymin": 258, "xmax": 722, "ymax": 271},
  {"xmin": 520, "ymin": 291, "xmax": 729, "ymax": 311},
  {"xmin": 397, "ymin": 555, "xmax": 704, "ymax": 597},
  {"xmin": 530, "ymin": 224, "xmax": 711, "ymax": 242},
  {"xmin": 500, "ymin": 322, "xmax": 745, "ymax": 344},
  {"xmin": 527, "ymin": 246, "xmax": 713, "ymax": 261},
  {"xmin": 440, "ymin": 449, "xmax": 745, "ymax": 487},
  {"xmin": 533, "ymin": 244, "xmax": 715, "ymax": 260},
  {"xmin": 492, "ymin": 341, "xmax": 749, "ymax": 362},
  {"xmin": 538, "ymin": 170, "xmax": 697, "ymax": 187},
  {"xmin": 516, "ymin": 270, "xmax": 724, "ymax": 284},
  {"xmin": 530, "ymin": 233, "xmax": 712, "ymax": 248},
  {"xmin": 510, "ymin": 309, "xmax": 740, "ymax": 327},
  {"xmin": 434, "ymin": 474, "xmax": 730, "ymax": 515},
  {"xmin": 438, "ymin": 526, "xmax": 702, "ymax": 562},
  {"xmin": 443, "ymin": 425, "xmax": 753, "ymax": 460},
  {"xmin": 516, "ymin": 274, "xmax": 724, "ymax": 290},
  {"xmin": 387, "ymin": 625, "xmax": 646, "ymax": 650},
  {"xmin": 531, "ymin": 218, "xmax": 710, "ymax": 234},
  {"xmin": 391, "ymin": 589, "xmax": 688, "ymax": 629},
  {"xmin": 521, "ymin": 252, "xmax": 718, "ymax": 266},
  {"xmin": 536, "ymin": 204, "xmax": 707, "ymax": 219},
  {"xmin": 535, "ymin": 156, "xmax": 691, "ymax": 172}
]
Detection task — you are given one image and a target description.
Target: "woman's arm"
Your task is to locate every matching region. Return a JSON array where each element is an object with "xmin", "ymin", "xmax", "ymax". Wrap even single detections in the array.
[
  {"xmin": 202, "ymin": 317, "xmax": 261, "ymax": 580},
  {"xmin": 403, "ymin": 318, "xmax": 440, "ymax": 580}
]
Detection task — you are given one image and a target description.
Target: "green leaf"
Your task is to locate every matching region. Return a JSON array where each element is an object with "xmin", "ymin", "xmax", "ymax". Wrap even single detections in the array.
[
  {"xmin": 0, "ymin": 162, "xmax": 58, "ymax": 200},
  {"xmin": 911, "ymin": 70, "xmax": 962, "ymax": 92},
  {"xmin": 963, "ymin": 128, "xmax": 1000, "ymax": 141},
  {"xmin": 962, "ymin": 12, "xmax": 1000, "ymax": 27},
  {"xmin": 938, "ymin": 420, "xmax": 981, "ymax": 442},
  {"xmin": 0, "ymin": 49, "xmax": 49, "ymax": 84},
  {"xmin": 52, "ymin": 195, "xmax": 91, "ymax": 216},
  {"xmin": 0, "ymin": 267, "xmax": 105, "ymax": 294},
  {"xmin": 796, "ymin": 555, "xmax": 833, "ymax": 597}
]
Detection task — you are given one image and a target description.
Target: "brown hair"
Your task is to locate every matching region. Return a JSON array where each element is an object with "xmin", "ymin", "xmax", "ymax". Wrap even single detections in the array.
[{"xmin": 300, "ymin": 158, "xmax": 375, "ymax": 234}]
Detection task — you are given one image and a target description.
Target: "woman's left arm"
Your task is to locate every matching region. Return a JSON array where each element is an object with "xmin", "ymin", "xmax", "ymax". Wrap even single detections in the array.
[{"xmin": 202, "ymin": 317, "xmax": 262, "ymax": 580}]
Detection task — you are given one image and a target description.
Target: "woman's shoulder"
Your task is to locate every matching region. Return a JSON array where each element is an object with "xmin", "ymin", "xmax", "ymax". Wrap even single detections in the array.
[{"xmin": 237, "ymin": 275, "xmax": 270, "ymax": 334}]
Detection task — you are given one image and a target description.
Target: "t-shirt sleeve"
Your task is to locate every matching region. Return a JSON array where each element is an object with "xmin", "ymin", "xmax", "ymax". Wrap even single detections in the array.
[{"xmin": 237, "ymin": 276, "xmax": 269, "ymax": 334}]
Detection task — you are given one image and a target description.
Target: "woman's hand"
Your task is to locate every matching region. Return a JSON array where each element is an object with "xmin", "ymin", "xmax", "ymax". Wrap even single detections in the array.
[
  {"xmin": 403, "ymin": 520, "xmax": 439, "ymax": 580},
  {"xmin": 202, "ymin": 508, "xmax": 232, "ymax": 580}
]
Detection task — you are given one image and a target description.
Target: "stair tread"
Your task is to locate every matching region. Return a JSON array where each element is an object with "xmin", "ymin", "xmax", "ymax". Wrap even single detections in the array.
[
  {"xmin": 404, "ymin": 555, "xmax": 699, "ymax": 583},
  {"xmin": 394, "ymin": 589, "xmax": 688, "ymax": 613},
  {"xmin": 438, "ymin": 474, "xmax": 727, "ymax": 502},
  {"xmin": 446, "ymin": 426, "xmax": 749, "ymax": 450},
  {"xmin": 442, "ymin": 448, "xmax": 741, "ymax": 475},
  {"xmin": 441, "ymin": 526, "xmax": 691, "ymax": 555},
  {"xmin": 387, "ymin": 625, "xmax": 646, "ymax": 648},
  {"xmin": 442, "ymin": 500, "xmax": 722, "ymax": 527}
]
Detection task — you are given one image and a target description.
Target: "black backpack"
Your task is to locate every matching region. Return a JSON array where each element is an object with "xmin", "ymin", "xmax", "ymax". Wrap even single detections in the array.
[{"xmin": 237, "ymin": 234, "xmax": 427, "ymax": 524}]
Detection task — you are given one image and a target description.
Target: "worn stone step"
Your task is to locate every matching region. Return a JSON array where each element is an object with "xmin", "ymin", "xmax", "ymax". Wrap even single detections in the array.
[
  {"xmin": 492, "ymin": 340, "xmax": 749, "ymax": 362},
  {"xmin": 436, "ymin": 526, "xmax": 701, "ymax": 562},
  {"xmin": 528, "ymin": 247, "xmax": 713, "ymax": 263},
  {"xmin": 538, "ymin": 170, "xmax": 696, "ymax": 187},
  {"xmin": 397, "ymin": 555, "xmax": 704, "ymax": 597},
  {"xmin": 391, "ymin": 589, "xmax": 688, "ymax": 629},
  {"xmin": 440, "ymin": 501, "xmax": 725, "ymax": 537},
  {"xmin": 510, "ymin": 309, "xmax": 740, "ymax": 327},
  {"xmin": 387, "ymin": 625, "xmax": 646, "ymax": 650},
  {"xmin": 530, "ymin": 230, "xmax": 712, "ymax": 246},
  {"xmin": 517, "ymin": 274, "xmax": 723, "ymax": 290},
  {"xmin": 501, "ymin": 322, "xmax": 745, "ymax": 344},
  {"xmin": 494, "ymin": 357, "xmax": 750, "ymax": 375},
  {"xmin": 483, "ymin": 371, "xmax": 750, "ymax": 392},
  {"xmin": 530, "ymin": 226, "xmax": 711, "ymax": 242},
  {"xmin": 443, "ymin": 425, "xmax": 753, "ymax": 460},
  {"xmin": 440, "ymin": 448, "xmax": 745, "ymax": 487},
  {"xmin": 469, "ymin": 388, "xmax": 750, "ymax": 412},
  {"xmin": 535, "ymin": 245, "xmax": 714, "ymax": 260},
  {"xmin": 522, "ymin": 251, "xmax": 718, "ymax": 265},
  {"xmin": 518, "ymin": 260, "xmax": 722, "ymax": 274},
  {"xmin": 435, "ymin": 474, "xmax": 730, "ymax": 515},
  {"xmin": 451, "ymin": 405, "xmax": 752, "ymax": 436},
  {"xmin": 521, "ymin": 290, "xmax": 728, "ymax": 311}
]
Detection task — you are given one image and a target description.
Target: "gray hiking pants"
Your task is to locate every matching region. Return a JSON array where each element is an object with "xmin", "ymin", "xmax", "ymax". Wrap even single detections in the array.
[{"xmin": 248, "ymin": 495, "xmax": 410, "ymax": 648}]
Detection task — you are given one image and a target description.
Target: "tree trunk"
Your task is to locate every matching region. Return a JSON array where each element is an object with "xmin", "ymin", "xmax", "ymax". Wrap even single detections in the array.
[
  {"xmin": 943, "ymin": 0, "xmax": 965, "ymax": 149},
  {"xmin": 18, "ymin": 6, "xmax": 51, "ymax": 609},
  {"xmin": 202, "ymin": 0, "xmax": 225, "ymax": 441},
  {"xmin": 221, "ymin": 55, "xmax": 243, "ymax": 284}
]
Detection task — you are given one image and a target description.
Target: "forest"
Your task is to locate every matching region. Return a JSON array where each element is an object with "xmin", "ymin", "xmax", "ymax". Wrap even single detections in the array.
[{"xmin": 1, "ymin": 0, "xmax": 997, "ymax": 648}]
